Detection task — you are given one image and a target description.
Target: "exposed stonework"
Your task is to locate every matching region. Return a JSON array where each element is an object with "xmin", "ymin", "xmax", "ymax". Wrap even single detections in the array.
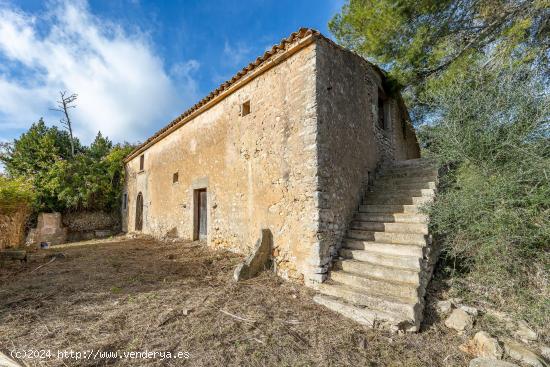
[
  {"xmin": 27, "ymin": 212, "xmax": 68, "ymax": 246},
  {"xmin": 122, "ymin": 28, "xmax": 420, "ymax": 285},
  {"xmin": 234, "ymin": 229, "xmax": 273, "ymax": 281},
  {"xmin": 0, "ymin": 206, "xmax": 30, "ymax": 249},
  {"xmin": 63, "ymin": 211, "xmax": 120, "ymax": 241},
  {"xmin": 313, "ymin": 158, "xmax": 438, "ymax": 331}
]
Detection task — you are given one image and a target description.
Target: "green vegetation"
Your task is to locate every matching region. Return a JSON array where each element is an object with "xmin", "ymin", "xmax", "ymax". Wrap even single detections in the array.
[
  {"xmin": 0, "ymin": 119, "xmax": 134, "ymax": 213},
  {"xmin": 330, "ymin": 0, "xmax": 549, "ymax": 330},
  {"xmin": 0, "ymin": 176, "xmax": 35, "ymax": 214},
  {"xmin": 419, "ymin": 64, "xmax": 549, "ymax": 326}
]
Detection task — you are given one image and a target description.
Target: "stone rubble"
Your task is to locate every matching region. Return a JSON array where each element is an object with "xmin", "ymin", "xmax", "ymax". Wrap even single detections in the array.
[
  {"xmin": 471, "ymin": 331, "xmax": 504, "ymax": 359},
  {"xmin": 515, "ymin": 320, "xmax": 538, "ymax": 343},
  {"xmin": 445, "ymin": 308, "xmax": 474, "ymax": 332},
  {"xmin": 503, "ymin": 339, "xmax": 549, "ymax": 367},
  {"xmin": 436, "ymin": 300, "xmax": 453, "ymax": 315},
  {"xmin": 469, "ymin": 357, "xmax": 519, "ymax": 367}
]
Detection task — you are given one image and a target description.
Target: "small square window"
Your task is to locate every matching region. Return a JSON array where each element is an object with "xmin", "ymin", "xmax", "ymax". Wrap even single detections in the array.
[
  {"xmin": 241, "ymin": 100, "xmax": 250, "ymax": 116},
  {"xmin": 173, "ymin": 172, "xmax": 179, "ymax": 183},
  {"xmin": 139, "ymin": 154, "xmax": 145, "ymax": 171}
]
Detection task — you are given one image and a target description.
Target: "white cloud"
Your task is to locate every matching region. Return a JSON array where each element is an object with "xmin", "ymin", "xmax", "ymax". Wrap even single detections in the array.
[
  {"xmin": 0, "ymin": 0, "xmax": 199, "ymax": 143},
  {"xmin": 222, "ymin": 40, "xmax": 252, "ymax": 68}
]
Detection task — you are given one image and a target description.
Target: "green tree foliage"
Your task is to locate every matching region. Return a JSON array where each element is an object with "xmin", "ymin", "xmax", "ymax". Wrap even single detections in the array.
[
  {"xmin": 0, "ymin": 123, "xmax": 133, "ymax": 213},
  {"xmin": 1, "ymin": 119, "xmax": 83, "ymax": 210},
  {"xmin": 330, "ymin": 0, "xmax": 548, "ymax": 107}
]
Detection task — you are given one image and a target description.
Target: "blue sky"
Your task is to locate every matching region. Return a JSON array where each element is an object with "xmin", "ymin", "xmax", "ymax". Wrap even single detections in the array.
[{"xmin": 0, "ymin": 0, "xmax": 344, "ymax": 146}]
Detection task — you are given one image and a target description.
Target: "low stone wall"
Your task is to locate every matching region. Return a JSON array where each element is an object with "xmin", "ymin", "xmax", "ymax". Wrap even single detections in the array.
[
  {"xmin": 62, "ymin": 211, "xmax": 120, "ymax": 241},
  {"xmin": 0, "ymin": 206, "xmax": 31, "ymax": 249}
]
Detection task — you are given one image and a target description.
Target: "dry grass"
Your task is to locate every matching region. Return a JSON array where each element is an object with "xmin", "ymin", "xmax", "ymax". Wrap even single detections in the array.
[{"xmin": 0, "ymin": 238, "xmax": 469, "ymax": 366}]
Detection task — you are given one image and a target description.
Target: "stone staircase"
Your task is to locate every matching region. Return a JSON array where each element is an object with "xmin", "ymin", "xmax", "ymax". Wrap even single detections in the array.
[{"xmin": 314, "ymin": 158, "xmax": 439, "ymax": 332}]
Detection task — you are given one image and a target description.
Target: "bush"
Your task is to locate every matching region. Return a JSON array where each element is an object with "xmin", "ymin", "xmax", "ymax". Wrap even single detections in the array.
[
  {"xmin": 1, "ymin": 123, "xmax": 134, "ymax": 213},
  {"xmin": 419, "ymin": 64, "xmax": 550, "ymax": 330},
  {"xmin": 0, "ymin": 176, "xmax": 34, "ymax": 214},
  {"xmin": 0, "ymin": 176, "xmax": 35, "ymax": 248}
]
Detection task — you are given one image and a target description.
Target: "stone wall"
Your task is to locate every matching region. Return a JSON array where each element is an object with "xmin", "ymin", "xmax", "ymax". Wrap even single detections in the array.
[
  {"xmin": 123, "ymin": 34, "xmax": 421, "ymax": 284},
  {"xmin": 27, "ymin": 212, "xmax": 67, "ymax": 246},
  {"xmin": 309, "ymin": 38, "xmax": 420, "ymax": 284},
  {"xmin": 0, "ymin": 206, "xmax": 30, "ymax": 249},
  {"xmin": 63, "ymin": 211, "xmax": 120, "ymax": 241},
  {"xmin": 124, "ymin": 41, "xmax": 319, "ymax": 281}
]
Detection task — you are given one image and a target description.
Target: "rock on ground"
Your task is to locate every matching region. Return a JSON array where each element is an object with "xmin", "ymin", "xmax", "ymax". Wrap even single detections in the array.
[
  {"xmin": 445, "ymin": 308, "xmax": 474, "ymax": 332},
  {"xmin": 473, "ymin": 331, "xmax": 503, "ymax": 359},
  {"xmin": 503, "ymin": 339, "xmax": 549, "ymax": 367},
  {"xmin": 459, "ymin": 305, "xmax": 479, "ymax": 317},
  {"xmin": 437, "ymin": 300, "xmax": 452, "ymax": 315},
  {"xmin": 0, "ymin": 352, "xmax": 22, "ymax": 367},
  {"xmin": 515, "ymin": 320, "xmax": 538, "ymax": 342},
  {"xmin": 469, "ymin": 357, "xmax": 519, "ymax": 367}
]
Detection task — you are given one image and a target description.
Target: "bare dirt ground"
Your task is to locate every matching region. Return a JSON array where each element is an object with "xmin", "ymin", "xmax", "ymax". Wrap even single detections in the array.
[{"xmin": 0, "ymin": 238, "xmax": 470, "ymax": 367}]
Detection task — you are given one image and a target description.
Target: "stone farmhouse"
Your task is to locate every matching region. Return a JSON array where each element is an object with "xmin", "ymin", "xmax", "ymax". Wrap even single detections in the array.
[{"xmin": 123, "ymin": 28, "xmax": 438, "ymax": 331}]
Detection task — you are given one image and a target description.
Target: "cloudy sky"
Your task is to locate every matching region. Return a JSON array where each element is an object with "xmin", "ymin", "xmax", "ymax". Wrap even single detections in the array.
[{"xmin": 0, "ymin": 0, "xmax": 343, "ymax": 146}]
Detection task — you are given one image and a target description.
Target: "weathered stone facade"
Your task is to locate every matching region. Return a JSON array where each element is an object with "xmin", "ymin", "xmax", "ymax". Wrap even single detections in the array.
[
  {"xmin": 309, "ymin": 39, "xmax": 420, "ymax": 283},
  {"xmin": 123, "ymin": 29, "xmax": 420, "ymax": 285}
]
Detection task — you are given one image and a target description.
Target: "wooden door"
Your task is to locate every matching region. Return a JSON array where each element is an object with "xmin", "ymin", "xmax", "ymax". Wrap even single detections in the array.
[
  {"xmin": 135, "ymin": 192, "xmax": 143, "ymax": 231},
  {"xmin": 198, "ymin": 189, "xmax": 207, "ymax": 240}
]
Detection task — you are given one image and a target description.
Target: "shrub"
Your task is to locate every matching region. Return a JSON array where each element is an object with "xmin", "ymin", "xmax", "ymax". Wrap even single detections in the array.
[
  {"xmin": 419, "ymin": 64, "xmax": 550, "ymax": 330},
  {"xmin": 0, "ymin": 176, "xmax": 35, "ymax": 214}
]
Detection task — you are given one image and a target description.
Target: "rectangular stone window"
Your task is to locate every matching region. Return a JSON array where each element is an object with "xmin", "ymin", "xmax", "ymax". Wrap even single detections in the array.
[
  {"xmin": 241, "ymin": 100, "xmax": 251, "ymax": 116},
  {"xmin": 173, "ymin": 172, "xmax": 179, "ymax": 183},
  {"xmin": 123, "ymin": 193, "xmax": 127, "ymax": 209},
  {"xmin": 139, "ymin": 154, "xmax": 145, "ymax": 171}
]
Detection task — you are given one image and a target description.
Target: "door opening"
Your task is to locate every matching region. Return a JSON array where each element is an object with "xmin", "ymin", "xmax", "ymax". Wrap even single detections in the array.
[
  {"xmin": 194, "ymin": 188, "xmax": 207, "ymax": 240},
  {"xmin": 135, "ymin": 192, "xmax": 143, "ymax": 231}
]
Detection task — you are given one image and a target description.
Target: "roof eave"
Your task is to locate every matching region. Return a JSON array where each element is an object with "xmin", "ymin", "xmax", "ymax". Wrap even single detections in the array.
[{"xmin": 124, "ymin": 29, "xmax": 319, "ymax": 163}]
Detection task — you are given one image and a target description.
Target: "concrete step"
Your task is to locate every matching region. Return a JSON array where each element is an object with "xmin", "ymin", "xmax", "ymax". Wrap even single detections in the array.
[
  {"xmin": 383, "ymin": 164, "xmax": 437, "ymax": 173},
  {"xmin": 343, "ymin": 239, "xmax": 425, "ymax": 257},
  {"xmin": 364, "ymin": 194, "xmax": 433, "ymax": 206},
  {"xmin": 355, "ymin": 212, "xmax": 428, "ymax": 224},
  {"xmin": 318, "ymin": 281, "xmax": 419, "ymax": 320},
  {"xmin": 373, "ymin": 181, "xmax": 437, "ymax": 190},
  {"xmin": 339, "ymin": 249, "xmax": 423, "ymax": 270},
  {"xmin": 313, "ymin": 294, "xmax": 401, "ymax": 328},
  {"xmin": 381, "ymin": 167, "xmax": 438, "ymax": 179},
  {"xmin": 346, "ymin": 230, "xmax": 429, "ymax": 246},
  {"xmin": 358, "ymin": 204, "xmax": 420, "ymax": 214},
  {"xmin": 350, "ymin": 221, "xmax": 428, "ymax": 234},
  {"xmin": 376, "ymin": 174, "xmax": 437, "ymax": 184},
  {"xmin": 384, "ymin": 158, "xmax": 435, "ymax": 169},
  {"xmin": 335, "ymin": 258, "xmax": 422, "ymax": 284},
  {"xmin": 367, "ymin": 188, "xmax": 436, "ymax": 198},
  {"xmin": 330, "ymin": 271, "xmax": 419, "ymax": 302}
]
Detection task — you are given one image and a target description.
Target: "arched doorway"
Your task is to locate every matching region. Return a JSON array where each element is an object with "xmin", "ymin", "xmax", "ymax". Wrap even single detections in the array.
[{"xmin": 135, "ymin": 192, "xmax": 143, "ymax": 231}]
